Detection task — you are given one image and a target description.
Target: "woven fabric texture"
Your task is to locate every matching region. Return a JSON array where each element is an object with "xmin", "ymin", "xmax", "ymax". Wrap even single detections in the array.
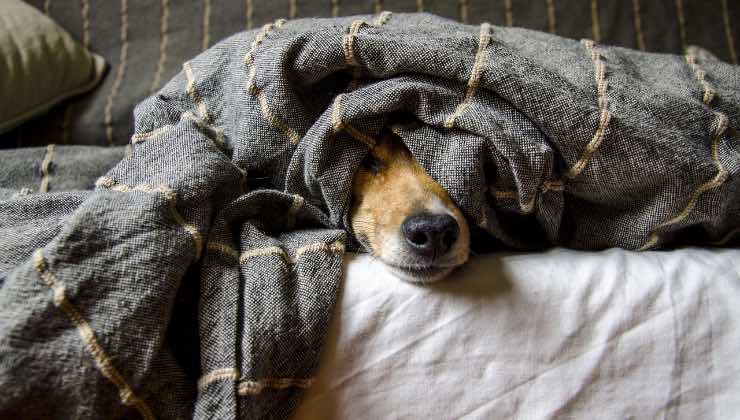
[
  {"xmin": 2, "ymin": 0, "xmax": 738, "ymax": 147},
  {"xmin": 0, "ymin": 12, "xmax": 739, "ymax": 419}
]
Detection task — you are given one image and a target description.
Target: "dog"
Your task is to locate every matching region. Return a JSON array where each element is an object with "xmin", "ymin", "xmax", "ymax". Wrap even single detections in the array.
[{"xmin": 350, "ymin": 131, "xmax": 470, "ymax": 283}]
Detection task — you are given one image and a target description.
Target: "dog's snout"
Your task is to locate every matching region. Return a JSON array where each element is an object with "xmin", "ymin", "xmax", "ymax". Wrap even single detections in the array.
[{"xmin": 402, "ymin": 214, "xmax": 459, "ymax": 258}]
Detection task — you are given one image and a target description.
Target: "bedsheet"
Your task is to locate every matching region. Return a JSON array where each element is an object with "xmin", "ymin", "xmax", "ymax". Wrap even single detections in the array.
[
  {"xmin": 1, "ymin": 12, "xmax": 739, "ymax": 418},
  {"xmin": 295, "ymin": 248, "xmax": 740, "ymax": 419}
]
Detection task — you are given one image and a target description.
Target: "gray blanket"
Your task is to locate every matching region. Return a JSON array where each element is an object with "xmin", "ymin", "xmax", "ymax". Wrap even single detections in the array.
[{"xmin": 1, "ymin": 13, "xmax": 739, "ymax": 419}]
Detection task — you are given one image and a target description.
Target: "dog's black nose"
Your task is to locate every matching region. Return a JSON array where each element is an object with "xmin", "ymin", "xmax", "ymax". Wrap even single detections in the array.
[{"xmin": 402, "ymin": 214, "xmax": 459, "ymax": 258}]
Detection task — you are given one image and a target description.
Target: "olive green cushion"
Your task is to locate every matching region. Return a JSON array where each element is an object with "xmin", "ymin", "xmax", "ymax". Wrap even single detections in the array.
[{"xmin": 0, "ymin": 0, "xmax": 105, "ymax": 134}]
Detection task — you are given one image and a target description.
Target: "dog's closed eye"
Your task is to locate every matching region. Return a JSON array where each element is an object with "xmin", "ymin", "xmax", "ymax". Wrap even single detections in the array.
[{"xmin": 362, "ymin": 153, "xmax": 383, "ymax": 174}]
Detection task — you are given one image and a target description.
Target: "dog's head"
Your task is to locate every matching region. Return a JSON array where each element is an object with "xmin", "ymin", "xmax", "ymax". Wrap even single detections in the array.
[{"xmin": 350, "ymin": 131, "xmax": 470, "ymax": 283}]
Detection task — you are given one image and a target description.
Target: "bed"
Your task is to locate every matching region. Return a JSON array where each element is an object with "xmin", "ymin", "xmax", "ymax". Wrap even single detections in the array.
[
  {"xmin": 1, "ymin": 1, "xmax": 738, "ymax": 419},
  {"xmin": 296, "ymin": 249, "xmax": 740, "ymax": 418}
]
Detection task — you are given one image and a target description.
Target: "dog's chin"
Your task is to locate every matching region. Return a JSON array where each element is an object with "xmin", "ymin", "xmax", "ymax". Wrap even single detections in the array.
[{"xmin": 382, "ymin": 262, "xmax": 456, "ymax": 284}]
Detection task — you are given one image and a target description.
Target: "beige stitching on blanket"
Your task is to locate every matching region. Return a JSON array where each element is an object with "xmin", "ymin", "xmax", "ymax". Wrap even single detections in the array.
[
  {"xmin": 33, "ymin": 250, "xmax": 155, "ymax": 420},
  {"xmin": 182, "ymin": 111, "xmax": 226, "ymax": 147},
  {"xmin": 240, "ymin": 246, "xmax": 288, "ymax": 262},
  {"xmin": 131, "ymin": 125, "xmax": 175, "ymax": 144},
  {"xmin": 246, "ymin": 64, "xmax": 258, "ymax": 94},
  {"xmin": 95, "ymin": 177, "xmax": 204, "ymax": 258},
  {"xmin": 208, "ymin": 242, "xmax": 286, "ymax": 263},
  {"xmin": 343, "ymin": 12, "xmax": 392, "ymax": 91},
  {"xmin": 543, "ymin": 180, "xmax": 565, "ymax": 191},
  {"xmin": 492, "ymin": 180, "xmax": 564, "ymax": 214},
  {"xmin": 256, "ymin": 91, "xmax": 302, "ymax": 144},
  {"xmin": 181, "ymin": 63, "xmax": 229, "ymax": 148},
  {"xmin": 343, "ymin": 20, "xmax": 367, "ymax": 68},
  {"xmin": 567, "ymin": 39, "xmax": 611, "ymax": 179},
  {"xmin": 286, "ymin": 194, "xmax": 305, "ymax": 228},
  {"xmin": 244, "ymin": 20, "xmax": 302, "ymax": 144},
  {"xmin": 207, "ymin": 240, "xmax": 345, "ymax": 265},
  {"xmin": 197, "ymin": 368, "xmax": 313, "ymax": 394},
  {"xmin": 345, "ymin": 125, "xmax": 377, "ymax": 147},
  {"xmin": 197, "ymin": 368, "xmax": 239, "ymax": 390},
  {"xmin": 166, "ymin": 197, "xmax": 204, "ymax": 260},
  {"xmin": 331, "ymin": 94, "xmax": 377, "ymax": 147},
  {"xmin": 296, "ymin": 241, "xmax": 345, "ymax": 258},
  {"xmin": 639, "ymin": 111, "xmax": 729, "ymax": 250},
  {"xmin": 238, "ymin": 378, "xmax": 313, "ymax": 395},
  {"xmin": 493, "ymin": 191, "xmax": 519, "ymax": 201},
  {"xmin": 183, "ymin": 62, "xmax": 210, "ymax": 121},
  {"xmin": 685, "ymin": 50, "xmax": 716, "ymax": 105},
  {"xmin": 331, "ymin": 94, "xmax": 345, "ymax": 132},
  {"xmin": 343, "ymin": 13, "xmax": 393, "ymax": 68},
  {"xmin": 132, "ymin": 114, "xmax": 230, "ymax": 151},
  {"xmin": 39, "ymin": 144, "xmax": 56, "ymax": 193},
  {"xmin": 13, "ymin": 188, "xmax": 34, "ymax": 198},
  {"xmin": 444, "ymin": 23, "xmax": 492, "ymax": 129},
  {"xmin": 374, "ymin": 11, "xmax": 392, "ymax": 26},
  {"xmin": 244, "ymin": 20, "xmax": 285, "ymax": 66}
]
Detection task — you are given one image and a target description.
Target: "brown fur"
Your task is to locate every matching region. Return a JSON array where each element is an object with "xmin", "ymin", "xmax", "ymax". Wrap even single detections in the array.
[{"xmin": 350, "ymin": 131, "xmax": 470, "ymax": 281}]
